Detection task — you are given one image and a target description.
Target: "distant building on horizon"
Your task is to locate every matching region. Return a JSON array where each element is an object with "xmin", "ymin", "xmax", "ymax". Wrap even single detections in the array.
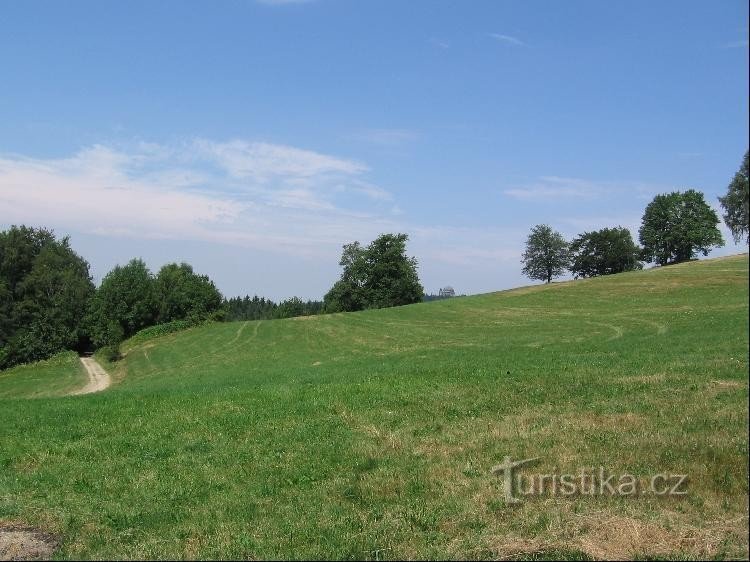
[{"xmin": 438, "ymin": 286, "xmax": 455, "ymax": 298}]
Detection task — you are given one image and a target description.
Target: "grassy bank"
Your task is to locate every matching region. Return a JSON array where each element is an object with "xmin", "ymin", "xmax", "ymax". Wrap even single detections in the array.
[{"xmin": 0, "ymin": 351, "xmax": 86, "ymax": 399}]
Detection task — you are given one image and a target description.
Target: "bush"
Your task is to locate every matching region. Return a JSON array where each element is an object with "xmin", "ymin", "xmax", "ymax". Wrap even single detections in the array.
[
  {"xmin": 99, "ymin": 345, "xmax": 121, "ymax": 363},
  {"xmin": 127, "ymin": 319, "xmax": 194, "ymax": 346}
]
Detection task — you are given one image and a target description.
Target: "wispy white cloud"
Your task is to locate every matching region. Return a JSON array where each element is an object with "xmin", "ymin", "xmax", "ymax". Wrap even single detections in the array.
[
  {"xmin": 346, "ymin": 128, "xmax": 420, "ymax": 147},
  {"xmin": 0, "ymin": 146, "xmax": 244, "ymax": 242},
  {"xmin": 347, "ymin": 180, "xmax": 394, "ymax": 201},
  {"xmin": 502, "ymin": 175, "xmax": 669, "ymax": 202},
  {"xmin": 193, "ymin": 139, "xmax": 367, "ymax": 181},
  {"xmin": 0, "ymin": 139, "xmax": 545, "ymax": 295},
  {"xmin": 10, "ymin": 143, "xmax": 699, "ymax": 297},
  {"xmin": 489, "ymin": 33, "xmax": 525, "ymax": 46},
  {"xmin": 0, "ymin": 140, "xmax": 390, "ymax": 257},
  {"xmin": 503, "ymin": 176, "xmax": 599, "ymax": 200}
]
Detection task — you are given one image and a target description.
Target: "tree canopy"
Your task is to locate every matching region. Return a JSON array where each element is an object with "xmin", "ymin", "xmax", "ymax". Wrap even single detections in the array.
[
  {"xmin": 225, "ymin": 295, "xmax": 278, "ymax": 321},
  {"xmin": 639, "ymin": 190, "xmax": 724, "ymax": 265},
  {"xmin": 224, "ymin": 295, "xmax": 323, "ymax": 320},
  {"xmin": 154, "ymin": 262, "xmax": 223, "ymax": 324},
  {"xmin": 324, "ymin": 233, "xmax": 423, "ymax": 312},
  {"xmin": 88, "ymin": 259, "xmax": 226, "ymax": 350},
  {"xmin": 569, "ymin": 227, "xmax": 642, "ymax": 278},
  {"xmin": 87, "ymin": 258, "xmax": 158, "ymax": 349},
  {"xmin": 719, "ymin": 151, "xmax": 749, "ymax": 244},
  {"xmin": 521, "ymin": 224, "xmax": 570, "ymax": 283},
  {"xmin": 0, "ymin": 226, "xmax": 94, "ymax": 368}
]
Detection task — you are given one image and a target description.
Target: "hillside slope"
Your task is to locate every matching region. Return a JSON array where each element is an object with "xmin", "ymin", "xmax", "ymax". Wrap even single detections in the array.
[
  {"xmin": 1, "ymin": 254, "xmax": 748, "ymax": 559},
  {"xmin": 0, "ymin": 351, "xmax": 87, "ymax": 399}
]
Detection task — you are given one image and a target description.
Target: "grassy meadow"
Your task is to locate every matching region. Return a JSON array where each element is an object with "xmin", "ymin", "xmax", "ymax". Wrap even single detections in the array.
[{"xmin": 0, "ymin": 254, "xmax": 748, "ymax": 560}]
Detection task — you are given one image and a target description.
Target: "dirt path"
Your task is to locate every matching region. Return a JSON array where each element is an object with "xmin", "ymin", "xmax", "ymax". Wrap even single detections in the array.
[
  {"xmin": 0, "ymin": 524, "xmax": 60, "ymax": 560},
  {"xmin": 71, "ymin": 357, "xmax": 111, "ymax": 395}
]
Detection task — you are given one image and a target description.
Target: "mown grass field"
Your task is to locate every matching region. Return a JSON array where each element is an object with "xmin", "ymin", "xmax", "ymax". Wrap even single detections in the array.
[{"xmin": 1, "ymin": 255, "xmax": 748, "ymax": 560}]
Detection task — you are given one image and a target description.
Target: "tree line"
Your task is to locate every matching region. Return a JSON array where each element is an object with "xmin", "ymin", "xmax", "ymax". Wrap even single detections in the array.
[
  {"xmin": 225, "ymin": 234, "xmax": 425, "ymax": 320},
  {"xmin": 521, "ymin": 150, "xmax": 748, "ymax": 284},
  {"xmin": 0, "ymin": 242, "xmax": 228, "ymax": 368},
  {"xmin": 88, "ymin": 259, "xmax": 224, "ymax": 358},
  {"xmin": 0, "ymin": 230, "xmax": 423, "ymax": 369},
  {"xmin": 225, "ymin": 295, "xmax": 324, "ymax": 321}
]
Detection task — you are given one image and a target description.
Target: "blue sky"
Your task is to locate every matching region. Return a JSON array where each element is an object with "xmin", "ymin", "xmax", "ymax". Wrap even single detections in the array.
[{"xmin": 1, "ymin": 0, "xmax": 748, "ymax": 300}]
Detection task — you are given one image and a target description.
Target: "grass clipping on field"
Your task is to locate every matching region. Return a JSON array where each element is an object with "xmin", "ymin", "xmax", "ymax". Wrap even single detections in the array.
[
  {"xmin": 0, "ymin": 523, "xmax": 60, "ymax": 561},
  {"xmin": 487, "ymin": 511, "xmax": 749, "ymax": 560}
]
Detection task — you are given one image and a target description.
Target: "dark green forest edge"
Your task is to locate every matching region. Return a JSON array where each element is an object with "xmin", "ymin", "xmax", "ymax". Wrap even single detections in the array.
[{"xmin": 1, "ymin": 151, "xmax": 747, "ymax": 371}]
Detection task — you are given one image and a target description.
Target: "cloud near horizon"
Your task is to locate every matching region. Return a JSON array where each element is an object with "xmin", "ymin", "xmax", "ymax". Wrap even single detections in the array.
[
  {"xmin": 0, "ymin": 140, "xmax": 393, "ymax": 255},
  {"xmin": 502, "ymin": 175, "xmax": 671, "ymax": 202},
  {"xmin": 0, "ymin": 139, "xmax": 530, "ymax": 274},
  {"xmin": 3, "ymin": 140, "xmax": 742, "ymax": 298}
]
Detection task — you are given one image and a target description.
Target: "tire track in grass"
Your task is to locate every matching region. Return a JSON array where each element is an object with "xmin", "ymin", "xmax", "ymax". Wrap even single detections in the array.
[
  {"xmin": 227, "ymin": 321, "xmax": 251, "ymax": 347},
  {"xmin": 141, "ymin": 321, "xmax": 262, "ymax": 373},
  {"xmin": 584, "ymin": 320, "xmax": 624, "ymax": 341},
  {"xmin": 616, "ymin": 315, "xmax": 668, "ymax": 336}
]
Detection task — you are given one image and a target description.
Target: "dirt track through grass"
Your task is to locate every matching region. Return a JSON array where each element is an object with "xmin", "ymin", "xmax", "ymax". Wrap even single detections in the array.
[{"xmin": 71, "ymin": 357, "xmax": 111, "ymax": 395}]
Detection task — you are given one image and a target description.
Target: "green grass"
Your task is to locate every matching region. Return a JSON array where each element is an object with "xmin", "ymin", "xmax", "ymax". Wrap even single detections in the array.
[
  {"xmin": 0, "ymin": 351, "xmax": 86, "ymax": 399},
  {"xmin": 1, "ymin": 255, "xmax": 748, "ymax": 560}
]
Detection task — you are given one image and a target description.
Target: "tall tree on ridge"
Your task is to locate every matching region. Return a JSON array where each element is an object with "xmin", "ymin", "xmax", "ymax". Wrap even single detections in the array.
[
  {"xmin": 639, "ymin": 190, "xmax": 723, "ymax": 265},
  {"xmin": 719, "ymin": 151, "xmax": 749, "ymax": 244},
  {"xmin": 521, "ymin": 224, "xmax": 570, "ymax": 283}
]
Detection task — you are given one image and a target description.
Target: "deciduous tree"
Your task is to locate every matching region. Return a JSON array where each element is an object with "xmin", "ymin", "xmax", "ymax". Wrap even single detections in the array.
[
  {"xmin": 154, "ymin": 262, "xmax": 223, "ymax": 323},
  {"xmin": 719, "ymin": 151, "xmax": 749, "ymax": 244},
  {"xmin": 0, "ymin": 226, "xmax": 94, "ymax": 368},
  {"xmin": 88, "ymin": 258, "xmax": 157, "ymax": 348},
  {"xmin": 521, "ymin": 224, "xmax": 570, "ymax": 283},
  {"xmin": 570, "ymin": 227, "xmax": 642, "ymax": 278},
  {"xmin": 639, "ymin": 190, "xmax": 724, "ymax": 265},
  {"xmin": 324, "ymin": 234, "xmax": 423, "ymax": 312}
]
